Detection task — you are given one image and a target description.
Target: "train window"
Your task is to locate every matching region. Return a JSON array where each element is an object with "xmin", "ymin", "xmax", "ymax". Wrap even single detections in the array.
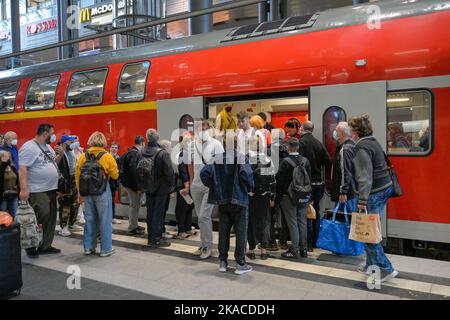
[
  {"xmin": 387, "ymin": 91, "xmax": 432, "ymax": 155},
  {"xmin": 25, "ymin": 76, "xmax": 60, "ymax": 111},
  {"xmin": 67, "ymin": 68, "xmax": 108, "ymax": 107},
  {"xmin": 117, "ymin": 61, "xmax": 150, "ymax": 102},
  {"xmin": 0, "ymin": 82, "xmax": 20, "ymax": 114},
  {"xmin": 323, "ymin": 106, "xmax": 346, "ymax": 194}
]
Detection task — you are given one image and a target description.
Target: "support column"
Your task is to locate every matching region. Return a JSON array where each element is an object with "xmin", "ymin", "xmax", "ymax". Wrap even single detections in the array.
[
  {"xmin": 269, "ymin": 0, "xmax": 280, "ymax": 22},
  {"xmin": 58, "ymin": 0, "xmax": 71, "ymax": 59},
  {"xmin": 258, "ymin": 1, "xmax": 267, "ymax": 23},
  {"xmin": 10, "ymin": 0, "xmax": 20, "ymax": 68},
  {"xmin": 188, "ymin": 0, "xmax": 212, "ymax": 36}
]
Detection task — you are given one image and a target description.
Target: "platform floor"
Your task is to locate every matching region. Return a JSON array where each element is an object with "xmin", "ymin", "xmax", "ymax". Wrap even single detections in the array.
[{"xmin": 11, "ymin": 221, "xmax": 450, "ymax": 300}]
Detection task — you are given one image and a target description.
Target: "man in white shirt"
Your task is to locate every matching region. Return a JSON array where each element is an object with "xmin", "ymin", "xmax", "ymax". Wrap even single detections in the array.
[
  {"xmin": 188, "ymin": 120, "xmax": 224, "ymax": 259},
  {"xmin": 19, "ymin": 124, "xmax": 64, "ymax": 258}
]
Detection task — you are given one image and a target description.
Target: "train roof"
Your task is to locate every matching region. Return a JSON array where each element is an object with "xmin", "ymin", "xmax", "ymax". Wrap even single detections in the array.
[{"xmin": 0, "ymin": 0, "xmax": 449, "ymax": 83}]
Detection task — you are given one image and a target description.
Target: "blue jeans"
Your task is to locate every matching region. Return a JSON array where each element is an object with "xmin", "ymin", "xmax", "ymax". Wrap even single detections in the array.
[
  {"xmin": 364, "ymin": 187, "xmax": 394, "ymax": 273},
  {"xmin": 0, "ymin": 197, "xmax": 18, "ymax": 217},
  {"xmin": 146, "ymin": 193, "xmax": 167, "ymax": 243},
  {"xmin": 83, "ymin": 183, "xmax": 113, "ymax": 253}
]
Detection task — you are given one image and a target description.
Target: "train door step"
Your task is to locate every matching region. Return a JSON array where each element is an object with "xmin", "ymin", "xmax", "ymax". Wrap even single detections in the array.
[{"xmin": 317, "ymin": 253, "xmax": 365, "ymax": 266}]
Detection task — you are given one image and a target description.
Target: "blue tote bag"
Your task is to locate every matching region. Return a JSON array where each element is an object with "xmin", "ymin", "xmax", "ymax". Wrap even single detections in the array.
[{"xmin": 317, "ymin": 203, "xmax": 365, "ymax": 256}]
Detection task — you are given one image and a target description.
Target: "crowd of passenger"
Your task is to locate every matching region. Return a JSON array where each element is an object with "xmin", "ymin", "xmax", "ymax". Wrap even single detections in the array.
[{"xmin": 0, "ymin": 109, "xmax": 398, "ymax": 281}]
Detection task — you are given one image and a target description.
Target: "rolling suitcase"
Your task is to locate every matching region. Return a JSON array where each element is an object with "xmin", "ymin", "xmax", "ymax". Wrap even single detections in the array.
[{"xmin": 0, "ymin": 223, "xmax": 23, "ymax": 297}]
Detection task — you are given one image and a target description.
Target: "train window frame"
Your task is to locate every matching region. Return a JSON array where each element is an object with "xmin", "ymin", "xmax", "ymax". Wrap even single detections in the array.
[
  {"xmin": 24, "ymin": 75, "xmax": 60, "ymax": 112},
  {"xmin": 117, "ymin": 61, "xmax": 151, "ymax": 103},
  {"xmin": 0, "ymin": 81, "xmax": 20, "ymax": 114},
  {"xmin": 386, "ymin": 89, "xmax": 434, "ymax": 157},
  {"xmin": 66, "ymin": 67, "xmax": 109, "ymax": 108}
]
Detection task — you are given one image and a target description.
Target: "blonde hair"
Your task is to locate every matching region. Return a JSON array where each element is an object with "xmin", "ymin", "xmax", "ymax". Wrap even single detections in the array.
[
  {"xmin": 87, "ymin": 131, "xmax": 107, "ymax": 148},
  {"xmin": 250, "ymin": 115, "xmax": 265, "ymax": 130}
]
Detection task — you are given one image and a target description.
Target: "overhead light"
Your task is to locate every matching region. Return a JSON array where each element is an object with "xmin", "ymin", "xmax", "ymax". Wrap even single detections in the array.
[{"xmin": 387, "ymin": 98, "xmax": 410, "ymax": 103}]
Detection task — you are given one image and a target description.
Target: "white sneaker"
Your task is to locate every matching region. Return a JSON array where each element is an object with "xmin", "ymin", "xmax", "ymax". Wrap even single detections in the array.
[
  {"xmin": 219, "ymin": 261, "xmax": 228, "ymax": 272},
  {"xmin": 162, "ymin": 232, "xmax": 173, "ymax": 239},
  {"xmin": 112, "ymin": 219, "xmax": 122, "ymax": 224},
  {"xmin": 78, "ymin": 217, "xmax": 86, "ymax": 225},
  {"xmin": 58, "ymin": 226, "xmax": 71, "ymax": 237},
  {"xmin": 69, "ymin": 224, "xmax": 83, "ymax": 232},
  {"xmin": 200, "ymin": 247, "xmax": 212, "ymax": 260},
  {"xmin": 381, "ymin": 270, "xmax": 399, "ymax": 283}
]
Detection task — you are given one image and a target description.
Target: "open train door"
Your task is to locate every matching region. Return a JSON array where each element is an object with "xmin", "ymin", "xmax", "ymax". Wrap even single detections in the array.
[
  {"xmin": 157, "ymin": 96, "xmax": 205, "ymax": 220},
  {"xmin": 310, "ymin": 81, "xmax": 388, "ymax": 238}
]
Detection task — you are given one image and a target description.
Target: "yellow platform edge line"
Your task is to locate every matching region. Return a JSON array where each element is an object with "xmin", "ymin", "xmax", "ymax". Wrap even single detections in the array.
[{"xmin": 0, "ymin": 101, "xmax": 157, "ymax": 121}]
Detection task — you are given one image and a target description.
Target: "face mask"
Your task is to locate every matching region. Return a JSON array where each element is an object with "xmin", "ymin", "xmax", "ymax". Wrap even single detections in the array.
[
  {"xmin": 11, "ymin": 139, "xmax": 18, "ymax": 146},
  {"xmin": 201, "ymin": 130, "xmax": 210, "ymax": 141},
  {"xmin": 225, "ymin": 107, "xmax": 232, "ymax": 112},
  {"xmin": 70, "ymin": 141, "xmax": 80, "ymax": 150},
  {"xmin": 50, "ymin": 134, "xmax": 57, "ymax": 144},
  {"xmin": 333, "ymin": 130, "xmax": 338, "ymax": 141}
]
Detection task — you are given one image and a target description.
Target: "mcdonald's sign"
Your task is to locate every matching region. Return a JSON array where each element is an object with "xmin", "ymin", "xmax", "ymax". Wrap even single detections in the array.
[
  {"xmin": 80, "ymin": 3, "xmax": 113, "ymax": 24},
  {"xmin": 79, "ymin": 8, "xmax": 91, "ymax": 23}
]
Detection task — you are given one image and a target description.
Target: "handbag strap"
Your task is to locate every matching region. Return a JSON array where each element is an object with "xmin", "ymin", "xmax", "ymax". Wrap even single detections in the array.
[
  {"xmin": 332, "ymin": 202, "xmax": 349, "ymax": 224},
  {"xmin": 34, "ymin": 140, "xmax": 61, "ymax": 175},
  {"xmin": 383, "ymin": 151, "xmax": 393, "ymax": 169}
]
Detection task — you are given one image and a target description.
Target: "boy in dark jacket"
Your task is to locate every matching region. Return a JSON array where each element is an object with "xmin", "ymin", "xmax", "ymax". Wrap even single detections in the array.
[
  {"xmin": 120, "ymin": 136, "xmax": 146, "ymax": 235},
  {"xmin": 275, "ymin": 137, "xmax": 312, "ymax": 259},
  {"xmin": 298, "ymin": 121, "xmax": 331, "ymax": 249},
  {"xmin": 200, "ymin": 139, "xmax": 254, "ymax": 275}
]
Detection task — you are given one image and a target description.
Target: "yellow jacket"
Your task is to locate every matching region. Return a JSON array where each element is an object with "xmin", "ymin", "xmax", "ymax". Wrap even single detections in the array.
[
  {"xmin": 217, "ymin": 109, "xmax": 237, "ymax": 131},
  {"xmin": 75, "ymin": 147, "xmax": 119, "ymax": 188}
]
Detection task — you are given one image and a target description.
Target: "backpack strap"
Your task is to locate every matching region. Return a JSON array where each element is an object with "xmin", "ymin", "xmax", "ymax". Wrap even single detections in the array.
[{"xmin": 285, "ymin": 156, "xmax": 300, "ymax": 168}]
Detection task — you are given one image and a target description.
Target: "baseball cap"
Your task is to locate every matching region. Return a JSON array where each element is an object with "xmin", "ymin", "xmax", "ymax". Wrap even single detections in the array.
[{"xmin": 61, "ymin": 134, "xmax": 77, "ymax": 144}]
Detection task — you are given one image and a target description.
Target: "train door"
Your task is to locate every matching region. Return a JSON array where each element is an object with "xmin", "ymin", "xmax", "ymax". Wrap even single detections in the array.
[
  {"xmin": 309, "ymin": 81, "xmax": 388, "ymax": 237},
  {"xmin": 157, "ymin": 96, "xmax": 205, "ymax": 219}
]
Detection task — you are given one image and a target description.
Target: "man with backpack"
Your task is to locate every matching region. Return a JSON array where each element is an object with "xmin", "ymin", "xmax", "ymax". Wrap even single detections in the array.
[
  {"xmin": 275, "ymin": 138, "xmax": 312, "ymax": 259},
  {"xmin": 119, "ymin": 136, "xmax": 146, "ymax": 235},
  {"xmin": 139, "ymin": 129, "xmax": 174, "ymax": 248}
]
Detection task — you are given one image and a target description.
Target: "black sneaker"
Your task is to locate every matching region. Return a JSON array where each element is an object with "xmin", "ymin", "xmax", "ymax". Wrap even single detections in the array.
[
  {"xmin": 26, "ymin": 248, "xmax": 39, "ymax": 259},
  {"xmin": 147, "ymin": 240, "xmax": 171, "ymax": 248},
  {"xmin": 136, "ymin": 226, "xmax": 146, "ymax": 231},
  {"xmin": 300, "ymin": 249, "xmax": 308, "ymax": 258},
  {"xmin": 281, "ymin": 248, "xmax": 299, "ymax": 259},
  {"xmin": 128, "ymin": 227, "xmax": 145, "ymax": 235},
  {"xmin": 38, "ymin": 247, "xmax": 61, "ymax": 254}
]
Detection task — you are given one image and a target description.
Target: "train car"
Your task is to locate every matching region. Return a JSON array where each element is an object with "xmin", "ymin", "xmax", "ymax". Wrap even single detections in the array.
[{"xmin": 1, "ymin": 0, "xmax": 449, "ymax": 258}]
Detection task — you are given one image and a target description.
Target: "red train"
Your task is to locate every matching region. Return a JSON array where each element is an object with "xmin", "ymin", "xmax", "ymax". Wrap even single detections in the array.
[{"xmin": 1, "ymin": 0, "xmax": 449, "ymax": 257}]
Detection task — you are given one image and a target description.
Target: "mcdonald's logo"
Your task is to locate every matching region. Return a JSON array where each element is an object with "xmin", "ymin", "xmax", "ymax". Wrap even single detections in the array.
[{"xmin": 80, "ymin": 8, "xmax": 91, "ymax": 23}]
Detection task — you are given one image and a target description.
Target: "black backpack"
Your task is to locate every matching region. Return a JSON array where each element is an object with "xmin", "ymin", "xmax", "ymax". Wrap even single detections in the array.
[
  {"xmin": 118, "ymin": 149, "xmax": 137, "ymax": 188},
  {"xmin": 79, "ymin": 151, "xmax": 107, "ymax": 196},
  {"xmin": 286, "ymin": 156, "xmax": 312, "ymax": 204},
  {"xmin": 136, "ymin": 149, "xmax": 162, "ymax": 193}
]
